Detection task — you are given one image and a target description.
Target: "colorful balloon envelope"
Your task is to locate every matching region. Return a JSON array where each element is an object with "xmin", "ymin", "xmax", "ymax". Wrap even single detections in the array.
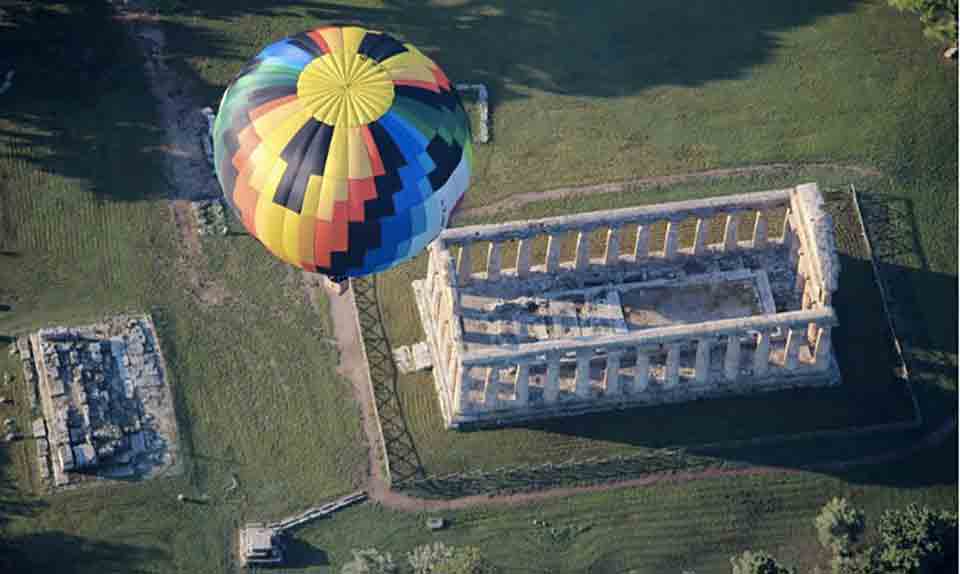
[{"xmin": 213, "ymin": 26, "xmax": 472, "ymax": 279}]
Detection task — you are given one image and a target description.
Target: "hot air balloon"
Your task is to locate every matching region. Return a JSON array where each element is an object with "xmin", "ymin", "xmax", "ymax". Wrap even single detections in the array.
[{"xmin": 213, "ymin": 26, "xmax": 472, "ymax": 282}]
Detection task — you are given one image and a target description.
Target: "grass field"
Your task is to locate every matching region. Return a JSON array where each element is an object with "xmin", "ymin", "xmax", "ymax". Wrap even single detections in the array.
[
  {"xmin": 287, "ymin": 438, "xmax": 957, "ymax": 574},
  {"xmin": 0, "ymin": 0, "xmax": 955, "ymax": 573}
]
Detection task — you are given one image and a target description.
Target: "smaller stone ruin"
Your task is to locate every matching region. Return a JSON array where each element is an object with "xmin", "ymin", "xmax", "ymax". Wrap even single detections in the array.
[{"xmin": 15, "ymin": 314, "xmax": 179, "ymax": 490}]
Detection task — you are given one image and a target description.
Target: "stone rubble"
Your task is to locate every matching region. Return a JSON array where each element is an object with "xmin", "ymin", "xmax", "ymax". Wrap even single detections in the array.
[
  {"xmin": 193, "ymin": 198, "xmax": 229, "ymax": 236},
  {"xmin": 454, "ymin": 83, "xmax": 490, "ymax": 144},
  {"xmin": 25, "ymin": 314, "xmax": 180, "ymax": 491},
  {"xmin": 200, "ymin": 106, "xmax": 216, "ymax": 167},
  {"xmin": 393, "ymin": 342, "xmax": 434, "ymax": 374}
]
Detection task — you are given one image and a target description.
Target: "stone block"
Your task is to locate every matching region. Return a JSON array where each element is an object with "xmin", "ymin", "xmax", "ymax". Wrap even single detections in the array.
[
  {"xmin": 57, "ymin": 443, "xmax": 75, "ymax": 471},
  {"xmin": 72, "ymin": 443, "xmax": 97, "ymax": 469},
  {"xmin": 37, "ymin": 458, "xmax": 50, "ymax": 480},
  {"xmin": 32, "ymin": 419, "xmax": 46, "ymax": 438}
]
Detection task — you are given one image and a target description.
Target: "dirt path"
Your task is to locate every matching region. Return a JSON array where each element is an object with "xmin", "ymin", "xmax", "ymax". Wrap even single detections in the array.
[
  {"xmin": 119, "ymin": 7, "xmax": 232, "ymax": 308},
  {"xmin": 453, "ymin": 162, "xmax": 882, "ymax": 222},
  {"xmin": 324, "ymin": 283, "xmax": 392, "ymax": 501}
]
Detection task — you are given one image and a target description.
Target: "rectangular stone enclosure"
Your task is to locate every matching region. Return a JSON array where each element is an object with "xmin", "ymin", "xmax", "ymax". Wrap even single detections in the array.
[
  {"xmin": 16, "ymin": 314, "xmax": 180, "ymax": 490},
  {"xmin": 413, "ymin": 183, "xmax": 841, "ymax": 428}
]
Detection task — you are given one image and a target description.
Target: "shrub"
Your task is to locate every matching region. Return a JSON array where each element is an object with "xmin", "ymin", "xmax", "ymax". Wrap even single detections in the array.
[
  {"xmin": 888, "ymin": 0, "xmax": 958, "ymax": 45},
  {"xmin": 815, "ymin": 498, "xmax": 866, "ymax": 556}
]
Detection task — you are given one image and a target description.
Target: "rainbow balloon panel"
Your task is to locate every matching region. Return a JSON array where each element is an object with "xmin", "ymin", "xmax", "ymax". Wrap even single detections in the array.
[{"xmin": 213, "ymin": 26, "xmax": 472, "ymax": 279}]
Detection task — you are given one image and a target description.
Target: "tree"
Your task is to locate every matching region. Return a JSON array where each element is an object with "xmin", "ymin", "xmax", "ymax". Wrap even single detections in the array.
[
  {"xmin": 341, "ymin": 548, "xmax": 399, "ymax": 574},
  {"xmin": 408, "ymin": 543, "xmax": 455, "ymax": 574},
  {"xmin": 872, "ymin": 504, "xmax": 958, "ymax": 574},
  {"xmin": 730, "ymin": 550, "xmax": 796, "ymax": 574},
  {"xmin": 888, "ymin": 0, "xmax": 958, "ymax": 46},
  {"xmin": 815, "ymin": 498, "xmax": 866, "ymax": 557},
  {"xmin": 407, "ymin": 542, "xmax": 496, "ymax": 574}
]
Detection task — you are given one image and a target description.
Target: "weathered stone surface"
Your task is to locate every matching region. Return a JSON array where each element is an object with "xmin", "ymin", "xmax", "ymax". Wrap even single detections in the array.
[
  {"xmin": 72, "ymin": 443, "xmax": 97, "ymax": 469},
  {"xmin": 25, "ymin": 314, "xmax": 180, "ymax": 491},
  {"xmin": 454, "ymin": 83, "xmax": 490, "ymax": 144}
]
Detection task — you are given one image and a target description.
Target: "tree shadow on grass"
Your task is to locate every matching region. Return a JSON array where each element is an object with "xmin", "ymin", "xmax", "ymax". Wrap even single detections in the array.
[
  {"xmin": 157, "ymin": 0, "xmax": 859, "ymax": 103},
  {"xmin": 280, "ymin": 535, "xmax": 330, "ymax": 570},
  {"xmin": 0, "ymin": 1, "xmax": 174, "ymax": 203},
  {"xmin": 1, "ymin": 0, "xmax": 862, "ymax": 204},
  {"xmin": 1, "ymin": 531, "xmax": 170, "ymax": 574},
  {"xmin": 0, "ymin": 419, "xmax": 169, "ymax": 572}
]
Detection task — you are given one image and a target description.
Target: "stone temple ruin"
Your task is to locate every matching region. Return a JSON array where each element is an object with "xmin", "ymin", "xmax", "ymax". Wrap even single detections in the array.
[
  {"xmin": 15, "ymin": 314, "xmax": 179, "ymax": 490},
  {"xmin": 413, "ymin": 183, "xmax": 840, "ymax": 428}
]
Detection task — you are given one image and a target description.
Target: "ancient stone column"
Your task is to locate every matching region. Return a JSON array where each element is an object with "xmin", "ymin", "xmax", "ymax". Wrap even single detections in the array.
[
  {"xmin": 454, "ymin": 366, "xmax": 470, "ymax": 414},
  {"xmin": 514, "ymin": 362, "xmax": 530, "ymax": 405},
  {"xmin": 784, "ymin": 210, "xmax": 800, "ymax": 268},
  {"xmin": 694, "ymin": 338, "xmax": 711, "ymax": 384},
  {"xmin": 451, "ymin": 289, "xmax": 462, "ymax": 315},
  {"xmin": 784, "ymin": 328, "xmax": 802, "ymax": 370},
  {"xmin": 486, "ymin": 241, "xmax": 502, "ymax": 280},
  {"xmin": 431, "ymin": 274, "xmax": 444, "ymax": 318},
  {"xmin": 516, "ymin": 238, "xmax": 532, "ymax": 277},
  {"xmin": 603, "ymin": 227, "xmax": 620, "ymax": 266},
  {"xmin": 752, "ymin": 210, "xmax": 768, "ymax": 248},
  {"xmin": 692, "ymin": 218, "xmax": 708, "ymax": 255},
  {"xmin": 807, "ymin": 316, "xmax": 821, "ymax": 344},
  {"xmin": 443, "ymin": 328, "xmax": 457, "ymax": 376},
  {"xmin": 604, "ymin": 350, "xmax": 622, "ymax": 396},
  {"xmin": 439, "ymin": 318, "xmax": 451, "ymax": 355},
  {"xmin": 633, "ymin": 225, "xmax": 650, "ymax": 261},
  {"xmin": 575, "ymin": 349, "xmax": 592, "ymax": 398},
  {"xmin": 663, "ymin": 221, "xmax": 680, "ymax": 259},
  {"xmin": 813, "ymin": 326, "xmax": 832, "ymax": 371},
  {"xmin": 574, "ymin": 231, "xmax": 591, "ymax": 271},
  {"xmin": 426, "ymin": 248, "xmax": 437, "ymax": 294},
  {"xmin": 723, "ymin": 213, "xmax": 740, "ymax": 251},
  {"xmin": 546, "ymin": 233, "xmax": 562, "ymax": 273},
  {"xmin": 544, "ymin": 353, "xmax": 561, "ymax": 403},
  {"xmin": 484, "ymin": 366, "xmax": 499, "ymax": 408},
  {"xmin": 664, "ymin": 344, "xmax": 681, "ymax": 387},
  {"xmin": 456, "ymin": 244, "xmax": 472, "ymax": 286},
  {"xmin": 634, "ymin": 349, "xmax": 650, "ymax": 391},
  {"xmin": 753, "ymin": 329, "xmax": 771, "ymax": 376},
  {"xmin": 724, "ymin": 334, "xmax": 740, "ymax": 381},
  {"xmin": 795, "ymin": 258, "xmax": 808, "ymax": 292}
]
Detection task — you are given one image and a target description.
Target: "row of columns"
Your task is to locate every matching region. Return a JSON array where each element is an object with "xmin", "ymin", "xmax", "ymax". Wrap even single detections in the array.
[
  {"xmin": 455, "ymin": 210, "xmax": 777, "ymax": 285},
  {"xmin": 461, "ymin": 324, "xmax": 832, "ymax": 411}
]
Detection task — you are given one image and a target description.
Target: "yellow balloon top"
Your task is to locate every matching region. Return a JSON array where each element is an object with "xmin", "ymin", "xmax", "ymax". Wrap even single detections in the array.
[{"xmin": 296, "ymin": 51, "xmax": 395, "ymax": 127}]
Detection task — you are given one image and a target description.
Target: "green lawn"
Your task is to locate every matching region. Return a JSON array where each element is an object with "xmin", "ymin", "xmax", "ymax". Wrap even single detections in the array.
[
  {"xmin": 0, "ymin": 0, "xmax": 955, "ymax": 573},
  {"xmin": 289, "ymin": 437, "xmax": 958, "ymax": 574}
]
